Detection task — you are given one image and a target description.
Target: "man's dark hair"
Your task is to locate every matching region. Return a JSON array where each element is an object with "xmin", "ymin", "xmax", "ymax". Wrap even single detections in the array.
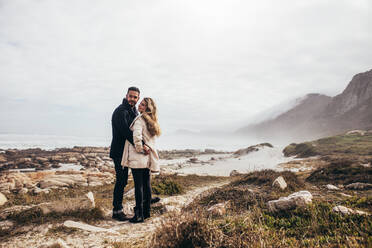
[{"xmin": 127, "ymin": 86, "xmax": 140, "ymax": 94}]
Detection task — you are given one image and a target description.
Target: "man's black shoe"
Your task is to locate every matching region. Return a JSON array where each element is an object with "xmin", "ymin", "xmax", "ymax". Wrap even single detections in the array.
[
  {"xmin": 150, "ymin": 197, "xmax": 160, "ymax": 204},
  {"xmin": 129, "ymin": 215, "xmax": 144, "ymax": 223},
  {"xmin": 129, "ymin": 207, "xmax": 144, "ymax": 223},
  {"xmin": 112, "ymin": 212, "xmax": 130, "ymax": 221}
]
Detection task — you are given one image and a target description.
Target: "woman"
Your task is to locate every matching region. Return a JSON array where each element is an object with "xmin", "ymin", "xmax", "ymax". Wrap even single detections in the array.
[{"xmin": 121, "ymin": 97, "xmax": 161, "ymax": 223}]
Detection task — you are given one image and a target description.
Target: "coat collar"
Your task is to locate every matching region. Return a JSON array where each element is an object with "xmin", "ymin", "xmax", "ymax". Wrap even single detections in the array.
[
  {"xmin": 122, "ymin": 98, "xmax": 138, "ymax": 116},
  {"xmin": 130, "ymin": 114, "xmax": 143, "ymax": 128}
]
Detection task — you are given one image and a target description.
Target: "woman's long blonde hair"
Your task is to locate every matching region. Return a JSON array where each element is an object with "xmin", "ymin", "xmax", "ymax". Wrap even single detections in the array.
[{"xmin": 142, "ymin": 97, "xmax": 161, "ymax": 137}]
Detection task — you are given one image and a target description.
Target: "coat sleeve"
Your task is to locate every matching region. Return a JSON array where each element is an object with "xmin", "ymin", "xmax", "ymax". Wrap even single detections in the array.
[
  {"xmin": 132, "ymin": 118, "xmax": 144, "ymax": 153},
  {"xmin": 113, "ymin": 110, "xmax": 134, "ymax": 145}
]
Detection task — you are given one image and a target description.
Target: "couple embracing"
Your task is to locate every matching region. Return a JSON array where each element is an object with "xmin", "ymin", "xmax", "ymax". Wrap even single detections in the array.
[{"xmin": 109, "ymin": 86, "xmax": 161, "ymax": 223}]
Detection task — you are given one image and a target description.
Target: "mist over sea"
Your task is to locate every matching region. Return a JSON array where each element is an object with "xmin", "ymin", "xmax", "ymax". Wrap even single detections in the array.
[{"xmin": 0, "ymin": 133, "xmax": 284, "ymax": 151}]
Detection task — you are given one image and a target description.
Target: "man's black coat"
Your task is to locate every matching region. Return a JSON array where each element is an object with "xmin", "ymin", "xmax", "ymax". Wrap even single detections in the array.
[{"xmin": 109, "ymin": 98, "xmax": 138, "ymax": 159}]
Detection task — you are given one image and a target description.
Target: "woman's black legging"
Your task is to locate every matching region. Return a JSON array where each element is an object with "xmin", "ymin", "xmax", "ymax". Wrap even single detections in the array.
[{"xmin": 131, "ymin": 168, "xmax": 151, "ymax": 214}]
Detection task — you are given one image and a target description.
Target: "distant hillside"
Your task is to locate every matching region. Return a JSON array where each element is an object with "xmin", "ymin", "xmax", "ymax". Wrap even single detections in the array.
[{"xmin": 237, "ymin": 69, "xmax": 372, "ymax": 141}]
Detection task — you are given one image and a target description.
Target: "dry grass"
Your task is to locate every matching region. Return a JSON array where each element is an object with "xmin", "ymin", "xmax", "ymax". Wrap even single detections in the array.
[
  {"xmin": 151, "ymin": 174, "xmax": 228, "ymax": 197},
  {"xmin": 283, "ymin": 132, "xmax": 372, "ymax": 158},
  {"xmin": 0, "ymin": 174, "xmax": 229, "ymax": 241},
  {"xmin": 306, "ymin": 159, "xmax": 372, "ymax": 185},
  {"xmin": 149, "ymin": 170, "xmax": 372, "ymax": 248}
]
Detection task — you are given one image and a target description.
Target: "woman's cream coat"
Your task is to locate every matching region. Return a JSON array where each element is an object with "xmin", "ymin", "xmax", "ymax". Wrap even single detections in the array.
[{"xmin": 121, "ymin": 114, "xmax": 160, "ymax": 172}]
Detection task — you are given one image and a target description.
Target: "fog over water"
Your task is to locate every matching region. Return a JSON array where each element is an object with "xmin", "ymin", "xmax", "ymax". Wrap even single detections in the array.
[{"xmin": 0, "ymin": 133, "xmax": 275, "ymax": 151}]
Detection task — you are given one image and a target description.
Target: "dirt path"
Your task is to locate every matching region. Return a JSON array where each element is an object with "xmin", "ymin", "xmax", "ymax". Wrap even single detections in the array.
[{"xmin": 1, "ymin": 181, "xmax": 229, "ymax": 248}]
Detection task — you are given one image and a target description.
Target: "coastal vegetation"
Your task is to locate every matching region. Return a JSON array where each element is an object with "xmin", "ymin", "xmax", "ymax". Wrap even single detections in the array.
[
  {"xmin": 148, "ymin": 170, "xmax": 372, "ymax": 248},
  {"xmin": 283, "ymin": 131, "xmax": 372, "ymax": 158}
]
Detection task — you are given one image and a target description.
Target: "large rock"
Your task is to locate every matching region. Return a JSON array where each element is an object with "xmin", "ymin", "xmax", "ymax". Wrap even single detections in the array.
[
  {"xmin": 230, "ymin": 170, "xmax": 241, "ymax": 177},
  {"xmin": 39, "ymin": 174, "xmax": 87, "ymax": 189},
  {"xmin": 16, "ymin": 158, "xmax": 32, "ymax": 164},
  {"xmin": 345, "ymin": 182, "xmax": 372, "ymax": 190},
  {"xmin": 0, "ymin": 192, "xmax": 8, "ymax": 206},
  {"xmin": 207, "ymin": 202, "xmax": 227, "ymax": 216},
  {"xmin": 272, "ymin": 176, "xmax": 287, "ymax": 190},
  {"xmin": 0, "ymin": 154, "xmax": 7, "ymax": 163},
  {"xmin": 42, "ymin": 239, "xmax": 71, "ymax": 248},
  {"xmin": 63, "ymin": 220, "xmax": 119, "ymax": 234},
  {"xmin": 0, "ymin": 205, "xmax": 35, "ymax": 220},
  {"xmin": 35, "ymin": 157, "xmax": 49, "ymax": 163},
  {"xmin": 333, "ymin": 205, "xmax": 369, "ymax": 216},
  {"xmin": 1, "ymin": 172, "xmax": 34, "ymax": 191},
  {"xmin": 233, "ymin": 143, "xmax": 273, "ymax": 157},
  {"xmin": 326, "ymin": 184, "xmax": 340, "ymax": 190},
  {"xmin": 267, "ymin": 191, "xmax": 313, "ymax": 212},
  {"xmin": 38, "ymin": 192, "xmax": 95, "ymax": 215},
  {"xmin": 0, "ymin": 220, "xmax": 14, "ymax": 231}
]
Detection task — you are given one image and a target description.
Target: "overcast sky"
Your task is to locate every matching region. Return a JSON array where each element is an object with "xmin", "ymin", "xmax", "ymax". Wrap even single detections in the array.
[{"xmin": 1, "ymin": 0, "xmax": 371, "ymax": 138}]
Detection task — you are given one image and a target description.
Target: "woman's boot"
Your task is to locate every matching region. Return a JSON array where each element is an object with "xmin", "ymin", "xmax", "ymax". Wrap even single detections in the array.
[
  {"xmin": 129, "ymin": 206, "xmax": 144, "ymax": 223},
  {"xmin": 143, "ymin": 202, "xmax": 150, "ymax": 219}
]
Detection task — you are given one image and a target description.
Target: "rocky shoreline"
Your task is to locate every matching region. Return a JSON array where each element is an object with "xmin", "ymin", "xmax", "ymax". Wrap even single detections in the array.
[{"xmin": 0, "ymin": 146, "xmax": 230, "ymax": 198}]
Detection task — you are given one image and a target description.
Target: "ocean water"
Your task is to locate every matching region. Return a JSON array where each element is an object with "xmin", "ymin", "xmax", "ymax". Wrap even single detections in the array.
[
  {"xmin": 0, "ymin": 133, "xmax": 277, "ymax": 151},
  {"xmin": 177, "ymin": 146, "xmax": 294, "ymax": 176},
  {"xmin": 0, "ymin": 134, "xmax": 110, "ymax": 150}
]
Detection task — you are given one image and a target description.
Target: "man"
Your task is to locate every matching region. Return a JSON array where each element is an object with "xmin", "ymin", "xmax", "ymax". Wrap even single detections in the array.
[{"xmin": 110, "ymin": 86, "xmax": 140, "ymax": 221}]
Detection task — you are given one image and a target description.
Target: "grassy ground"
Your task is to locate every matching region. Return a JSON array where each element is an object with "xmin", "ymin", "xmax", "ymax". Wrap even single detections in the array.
[
  {"xmin": 0, "ymin": 174, "xmax": 229, "ymax": 241},
  {"xmin": 283, "ymin": 132, "xmax": 372, "ymax": 158},
  {"xmin": 147, "ymin": 170, "xmax": 372, "ymax": 248},
  {"xmin": 306, "ymin": 158, "xmax": 372, "ymax": 185}
]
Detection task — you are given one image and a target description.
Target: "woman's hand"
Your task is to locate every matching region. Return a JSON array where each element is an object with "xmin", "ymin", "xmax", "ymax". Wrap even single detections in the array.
[{"xmin": 143, "ymin": 144, "xmax": 151, "ymax": 155}]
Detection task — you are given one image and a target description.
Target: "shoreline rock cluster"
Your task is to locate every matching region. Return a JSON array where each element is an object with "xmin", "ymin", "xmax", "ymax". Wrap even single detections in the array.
[
  {"xmin": 0, "ymin": 147, "xmax": 112, "ymax": 172},
  {"xmin": 0, "ymin": 169, "xmax": 115, "ymax": 195}
]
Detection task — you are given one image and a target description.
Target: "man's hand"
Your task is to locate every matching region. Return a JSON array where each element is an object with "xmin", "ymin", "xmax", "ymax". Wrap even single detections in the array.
[{"xmin": 143, "ymin": 144, "xmax": 151, "ymax": 155}]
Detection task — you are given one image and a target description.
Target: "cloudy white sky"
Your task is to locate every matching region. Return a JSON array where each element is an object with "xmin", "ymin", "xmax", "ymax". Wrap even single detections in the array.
[{"xmin": 1, "ymin": 0, "xmax": 371, "ymax": 138}]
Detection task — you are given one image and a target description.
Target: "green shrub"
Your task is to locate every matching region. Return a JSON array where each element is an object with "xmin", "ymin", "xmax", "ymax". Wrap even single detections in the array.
[
  {"xmin": 231, "ymin": 170, "xmax": 304, "ymax": 191},
  {"xmin": 306, "ymin": 160, "xmax": 372, "ymax": 184},
  {"xmin": 152, "ymin": 178, "xmax": 183, "ymax": 196}
]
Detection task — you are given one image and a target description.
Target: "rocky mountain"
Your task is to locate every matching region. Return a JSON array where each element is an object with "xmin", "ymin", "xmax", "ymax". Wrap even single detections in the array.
[{"xmin": 237, "ymin": 69, "xmax": 372, "ymax": 141}]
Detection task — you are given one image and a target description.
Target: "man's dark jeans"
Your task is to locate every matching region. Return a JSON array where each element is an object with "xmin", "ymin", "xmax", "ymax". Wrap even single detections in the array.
[
  {"xmin": 112, "ymin": 158, "xmax": 128, "ymax": 211},
  {"xmin": 131, "ymin": 168, "xmax": 151, "ymax": 213}
]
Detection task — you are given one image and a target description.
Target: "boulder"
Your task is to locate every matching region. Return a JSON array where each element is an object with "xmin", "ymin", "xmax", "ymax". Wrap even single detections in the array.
[
  {"xmin": 35, "ymin": 157, "xmax": 49, "ymax": 163},
  {"xmin": 5, "ymin": 150, "xmax": 17, "ymax": 156},
  {"xmin": 38, "ymin": 191, "xmax": 95, "ymax": 215},
  {"xmin": 0, "ymin": 192, "xmax": 8, "ymax": 206},
  {"xmin": 50, "ymin": 155, "xmax": 63, "ymax": 162},
  {"xmin": 345, "ymin": 182, "xmax": 372, "ymax": 190},
  {"xmin": 0, "ymin": 182, "xmax": 15, "ymax": 192},
  {"xmin": 207, "ymin": 202, "xmax": 227, "ymax": 216},
  {"xmin": 267, "ymin": 191, "xmax": 313, "ymax": 212},
  {"xmin": 346, "ymin": 130, "xmax": 366, "ymax": 136},
  {"xmin": 333, "ymin": 205, "xmax": 369, "ymax": 216},
  {"xmin": 42, "ymin": 238, "xmax": 71, "ymax": 248},
  {"xmin": 4, "ymin": 172, "xmax": 34, "ymax": 190},
  {"xmin": 63, "ymin": 220, "xmax": 119, "ymax": 234},
  {"xmin": 204, "ymin": 149, "xmax": 216, "ymax": 153},
  {"xmin": 67, "ymin": 157, "xmax": 78, "ymax": 163},
  {"xmin": 0, "ymin": 205, "xmax": 35, "ymax": 220},
  {"xmin": 167, "ymin": 205, "xmax": 182, "ymax": 212},
  {"xmin": 229, "ymin": 170, "xmax": 241, "ymax": 177},
  {"xmin": 16, "ymin": 158, "xmax": 32, "ymax": 164},
  {"xmin": 0, "ymin": 154, "xmax": 7, "ymax": 163},
  {"xmin": 339, "ymin": 193, "xmax": 352, "ymax": 198},
  {"xmin": 326, "ymin": 184, "xmax": 340, "ymax": 190},
  {"xmin": 272, "ymin": 176, "xmax": 287, "ymax": 190},
  {"xmin": 234, "ymin": 143, "xmax": 273, "ymax": 157},
  {"xmin": 33, "ymin": 187, "xmax": 50, "ymax": 194},
  {"xmin": 0, "ymin": 220, "xmax": 14, "ymax": 231},
  {"xmin": 39, "ymin": 174, "xmax": 87, "ymax": 189},
  {"xmin": 189, "ymin": 158, "xmax": 198, "ymax": 163},
  {"xmin": 18, "ymin": 188, "xmax": 29, "ymax": 194}
]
